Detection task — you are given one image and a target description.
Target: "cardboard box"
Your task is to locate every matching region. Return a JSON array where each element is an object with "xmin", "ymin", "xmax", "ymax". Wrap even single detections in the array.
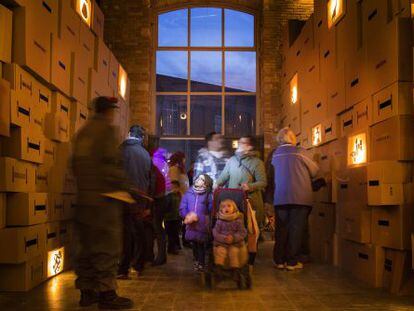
[
  {"xmin": 0, "ymin": 4, "xmax": 12, "ymax": 63},
  {"xmin": 71, "ymin": 44, "xmax": 90, "ymax": 105},
  {"xmin": 0, "ymin": 79, "xmax": 11, "ymax": 137},
  {"xmin": 0, "ymin": 193, "xmax": 5, "ymax": 229},
  {"xmin": 340, "ymin": 239, "xmax": 384, "ymax": 287},
  {"xmin": 50, "ymin": 34, "xmax": 72, "ymax": 96},
  {"xmin": 339, "ymin": 108, "xmax": 354, "ymax": 137},
  {"xmin": 338, "ymin": 201, "xmax": 371, "ymax": 243},
  {"xmin": 344, "ymin": 49, "xmax": 370, "ymax": 109},
  {"xmin": 62, "ymin": 194, "xmax": 76, "ymax": 220},
  {"xmin": 372, "ymin": 205, "xmax": 414, "ymax": 250},
  {"xmin": 370, "ymin": 115, "xmax": 414, "ymax": 161},
  {"xmin": 7, "ymin": 192, "xmax": 49, "ymax": 226},
  {"xmin": 118, "ymin": 64, "xmax": 129, "ymax": 102},
  {"xmin": 12, "ymin": 0, "xmax": 58, "ymax": 82},
  {"xmin": 311, "ymin": 203, "xmax": 336, "ymax": 239},
  {"xmin": 59, "ymin": 221, "xmax": 74, "ymax": 245},
  {"xmin": 371, "ymin": 82, "xmax": 413, "ymax": 126},
  {"xmin": 45, "ymin": 222, "xmax": 61, "ymax": 251},
  {"xmin": 88, "ymin": 68, "xmax": 113, "ymax": 106},
  {"xmin": 337, "ymin": 166, "xmax": 368, "ymax": 204},
  {"xmin": 383, "ymin": 248, "xmax": 411, "ymax": 294},
  {"xmin": 329, "ymin": 136, "xmax": 348, "ymax": 172},
  {"xmin": 2, "ymin": 126, "xmax": 45, "ymax": 164},
  {"xmin": 75, "ymin": 0, "xmax": 93, "ymax": 27},
  {"xmin": 0, "ymin": 157, "xmax": 35, "ymax": 192},
  {"xmin": 0, "ymin": 224, "xmax": 45, "ymax": 263},
  {"xmin": 347, "ymin": 131, "xmax": 369, "ymax": 167},
  {"xmin": 353, "ymin": 98, "xmax": 372, "ymax": 132},
  {"xmin": 94, "ymin": 37, "xmax": 110, "ymax": 76},
  {"xmin": 34, "ymin": 80, "xmax": 52, "ymax": 115},
  {"xmin": 43, "ymin": 139, "xmax": 57, "ymax": 168},
  {"xmin": 326, "ymin": 65, "xmax": 346, "ymax": 116},
  {"xmin": 108, "ymin": 52, "xmax": 119, "ymax": 93},
  {"xmin": 79, "ymin": 22, "xmax": 95, "ymax": 68},
  {"xmin": 322, "ymin": 116, "xmax": 338, "ymax": 144},
  {"xmin": 35, "ymin": 165, "xmax": 51, "ymax": 193},
  {"xmin": 92, "ymin": 0, "xmax": 104, "ymax": 38},
  {"xmin": 0, "ymin": 254, "xmax": 46, "ymax": 291},
  {"xmin": 70, "ymin": 101, "xmax": 89, "ymax": 135},
  {"xmin": 45, "ymin": 113, "xmax": 70, "ymax": 143},
  {"xmin": 58, "ymin": 0, "xmax": 80, "ymax": 45},
  {"xmin": 367, "ymin": 161, "xmax": 412, "ymax": 205}
]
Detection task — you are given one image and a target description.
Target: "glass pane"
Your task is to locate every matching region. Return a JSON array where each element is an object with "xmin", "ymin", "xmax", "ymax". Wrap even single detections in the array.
[
  {"xmin": 225, "ymin": 52, "xmax": 256, "ymax": 92},
  {"xmin": 159, "ymin": 139, "xmax": 205, "ymax": 171},
  {"xmin": 156, "ymin": 96, "xmax": 187, "ymax": 136},
  {"xmin": 225, "ymin": 96, "xmax": 256, "ymax": 136},
  {"xmin": 190, "ymin": 96, "xmax": 221, "ymax": 136},
  {"xmin": 191, "ymin": 8, "xmax": 222, "ymax": 47},
  {"xmin": 158, "ymin": 9, "xmax": 188, "ymax": 47},
  {"xmin": 156, "ymin": 51, "xmax": 188, "ymax": 92},
  {"xmin": 225, "ymin": 9, "xmax": 254, "ymax": 47},
  {"xmin": 191, "ymin": 52, "xmax": 222, "ymax": 92}
]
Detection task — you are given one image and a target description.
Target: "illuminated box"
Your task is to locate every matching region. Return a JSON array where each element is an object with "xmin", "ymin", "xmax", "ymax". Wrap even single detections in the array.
[
  {"xmin": 0, "ymin": 254, "xmax": 46, "ymax": 291},
  {"xmin": 327, "ymin": 0, "xmax": 345, "ymax": 29},
  {"xmin": 370, "ymin": 115, "xmax": 414, "ymax": 161},
  {"xmin": 371, "ymin": 82, "xmax": 412, "ymax": 126},
  {"xmin": 0, "ymin": 157, "xmax": 35, "ymax": 192},
  {"xmin": 338, "ymin": 201, "xmax": 371, "ymax": 243},
  {"xmin": 367, "ymin": 161, "xmax": 412, "ymax": 206},
  {"xmin": 7, "ymin": 193, "xmax": 48, "ymax": 226},
  {"xmin": 50, "ymin": 34, "xmax": 72, "ymax": 96},
  {"xmin": 339, "ymin": 109, "xmax": 354, "ymax": 138},
  {"xmin": 340, "ymin": 239, "xmax": 384, "ymax": 288},
  {"xmin": 0, "ymin": 4, "xmax": 12, "ymax": 63},
  {"xmin": 70, "ymin": 101, "xmax": 89, "ymax": 136},
  {"xmin": 2, "ymin": 126, "xmax": 45, "ymax": 164},
  {"xmin": 0, "ymin": 194, "xmax": 5, "ymax": 229},
  {"xmin": 337, "ymin": 166, "xmax": 368, "ymax": 204},
  {"xmin": 92, "ymin": 0, "xmax": 104, "ymax": 38},
  {"xmin": 311, "ymin": 123, "xmax": 322, "ymax": 146},
  {"xmin": 0, "ymin": 79, "xmax": 10, "ymax": 137},
  {"xmin": 353, "ymin": 98, "xmax": 372, "ymax": 132},
  {"xmin": 47, "ymin": 247, "xmax": 65, "ymax": 278},
  {"xmin": 108, "ymin": 52, "xmax": 119, "ymax": 93},
  {"xmin": 0, "ymin": 224, "xmax": 46, "ymax": 263},
  {"xmin": 372, "ymin": 204, "xmax": 414, "ymax": 250},
  {"xmin": 118, "ymin": 64, "xmax": 129, "ymax": 101},
  {"xmin": 13, "ymin": 0, "xmax": 58, "ymax": 82},
  {"xmin": 75, "ymin": 0, "xmax": 93, "ymax": 27},
  {"xmin": 347, "ymin": 132, "xmax": 368, "ymax": 167}
]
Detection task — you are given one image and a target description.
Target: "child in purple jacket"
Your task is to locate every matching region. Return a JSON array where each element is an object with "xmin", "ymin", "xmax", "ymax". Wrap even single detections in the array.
[
  {"xmin": 213, "ymin": 200, "xmax": 248, "ymax": 269},
  {"xmin": 179, "ymin": 174, "xmax": 213, "ymax": 271}
]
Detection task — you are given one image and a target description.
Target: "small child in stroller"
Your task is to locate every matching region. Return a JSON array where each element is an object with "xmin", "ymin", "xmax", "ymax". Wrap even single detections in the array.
[{"xmin": 213, "ymin": 199, "xmax": 248, "ymax": 269}]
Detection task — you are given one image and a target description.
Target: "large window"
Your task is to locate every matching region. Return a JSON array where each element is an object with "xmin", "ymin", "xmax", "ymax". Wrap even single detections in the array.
[{"xmin": 156, "ymin": 8, "xmax": 257, "ymax": 139}]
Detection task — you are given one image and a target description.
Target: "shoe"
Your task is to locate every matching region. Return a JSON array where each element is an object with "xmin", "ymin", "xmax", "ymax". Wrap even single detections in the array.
[
  {"xmin": 79, "ymin": 289, "xmax": 98, "ymax": 307},
  {"xmin": 98, "ymin": 290, "xmax": 133, "ymax": 310},
  {"xmin": 274, "ymin": 263, "xmax": 286, "ymax": 270},
  {"xmin": 116, "ymin": 273, "xmax": 131, "ymax": 280},
  {"xmin": 286, "ymin": 262, "xmax": 304, "ymax": 271}
]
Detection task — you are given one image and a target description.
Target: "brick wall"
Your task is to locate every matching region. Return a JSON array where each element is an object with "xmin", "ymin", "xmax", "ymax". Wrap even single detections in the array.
[{"xmin": 101, "ymin": 0, "xmax": 313, "ymax": 153}]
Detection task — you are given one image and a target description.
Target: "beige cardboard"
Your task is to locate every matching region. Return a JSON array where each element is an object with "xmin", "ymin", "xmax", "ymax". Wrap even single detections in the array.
[
  {"xmin": 338, "ymin": 201, "xmax": 371, "ymax": 243},
  {"xmin": 0, "ymin": 193, "xmax": 5, "ymax": 229},
  {"xmin": 339, "ymin": 108, "xmax": 354, "ymax": 137},
  {"xmin": 0, "ymin": 157, "xmax": 35, "ymax": 192},
  {"xmin": 50, "ymin": 34, "xmax": 72, "ymax": 96},
  {"xmin": 337, "ymin": 166, "xmax": 368, "ymax": 204},
  {"xmin": 353, "ymin": 98, "xmax": 372, "ymax": 132},
  {"xmin": 7, "ymin": 192, "xmax": 48, "ymax": 226},
  {"xmin": 70, "ymin": 101, "xmax": 89, "ymax": 136},
  {"xmin": 92, "ymin": 0, "xmax": 104, "ymax": 38},
  {"xmin": 0, "ymin": 4, "xmax": 12, "ymax": 63},
  {"xmin": 45, "ymin": 222, "xmax": 61, "ymax": 251},
  {"xmin": 0, "ymin": 79, "xmax": 10, "ymax": 137}
]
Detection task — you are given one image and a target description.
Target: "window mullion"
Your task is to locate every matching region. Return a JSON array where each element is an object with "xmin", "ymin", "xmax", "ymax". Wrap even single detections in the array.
[{"xmin": 187, "ymin": 9, "xmax": 191, "ymax": 136}]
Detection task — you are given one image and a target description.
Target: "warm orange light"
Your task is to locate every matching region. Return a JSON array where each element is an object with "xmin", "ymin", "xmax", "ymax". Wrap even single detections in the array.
[
  {"xmin": 76, "ymin": 0, "xmax": 92, "ymax": 27},
  {"xmin": 290, "ymin": 74, "xmax": 298, "ymax": 105},
  {"xmin": 312, "ymin": 124, "xmax": 322, "ymax": 146},
  {"xmin": 327, "ymin": 0, "xmax": 345, "ymax": 29},
  {"xmin": 348, "ymin": 133, "xmax": 367, "ymax": 166},
  {"xmin": 232, "ymin": 140, "xmax": 239, "ymax": 149},
  {"xmin": 47, "ymin": 247, "xmax": 65, "ymax": 278},
  {"xmin": 118, "ymin": 65, "xmax": 128, "ymax": 100}
]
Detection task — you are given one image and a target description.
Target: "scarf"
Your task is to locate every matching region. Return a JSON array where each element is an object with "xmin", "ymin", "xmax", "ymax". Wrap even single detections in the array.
[{"xmin": 217, "ymin": 210, "xmax": 241, "ymax": 222}]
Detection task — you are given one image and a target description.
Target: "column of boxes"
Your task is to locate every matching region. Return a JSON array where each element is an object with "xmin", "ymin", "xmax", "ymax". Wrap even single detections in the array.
[{"xmin": 0, "ymin": 0, "xmax": 130, "ymax": 291}]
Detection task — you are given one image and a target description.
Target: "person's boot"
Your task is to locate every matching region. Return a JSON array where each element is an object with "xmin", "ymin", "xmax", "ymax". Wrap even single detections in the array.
[
  {"xmin": 98, "ymin": 290, "xmax": 133, "ymax": 310},
  {"xmin": 79, "ymin": 289, "xmax": 99, "ymax": 307}
]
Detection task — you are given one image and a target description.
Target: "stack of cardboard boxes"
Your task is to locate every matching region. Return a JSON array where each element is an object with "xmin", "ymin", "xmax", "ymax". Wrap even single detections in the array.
[
  {"xmin": 280, "ymin": 0, "xmax": 413, "ymax": 293},
  {"xmin": 0, "ymin": 0, "xmax": 130, "ymax": 291}
]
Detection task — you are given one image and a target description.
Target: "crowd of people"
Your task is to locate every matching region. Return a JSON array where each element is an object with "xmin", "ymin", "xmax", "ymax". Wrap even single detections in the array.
[{"xmin": 71, "ymin": 97, "xmax": 320, "ymax": 309}]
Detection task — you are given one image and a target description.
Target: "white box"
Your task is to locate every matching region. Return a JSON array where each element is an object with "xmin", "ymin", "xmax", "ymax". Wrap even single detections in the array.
[
  {"xmin": 7, "ymin": 193, "xmax": 49, "ymax": 226},
  {"xmin": 0, "ymin": 157, "xmax": 35, "ymax": 192}
]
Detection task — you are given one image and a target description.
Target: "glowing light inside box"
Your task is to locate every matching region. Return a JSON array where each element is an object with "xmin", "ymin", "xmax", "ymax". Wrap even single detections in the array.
[
  {"xmin": 47, "ymin": 247, "xmax": 65, "ymax": 278},
  {"xmin": 348, "ymin": 133, "xmax": 367, "ymax": 165},
  {"xmin": 290, "ymin": 74, "xmax": 298, "ymax": 105},
  {"xmin": 312, "ymin": 124, "xmax": 322, "ymax": 146},
  {"xmin": 327, "ymin": 0, "xmax": 345, "ymax": 29},
  {"xmin": 76, "ymin": 0, "xmax": 92, "ymax": 27},
  {"xmin": 118, "ymin": 65, "xmax": 128, "ymax": 100},
  {"xmin": 232, "ymin": 140, "xmax": 239, "ymax": 149}
]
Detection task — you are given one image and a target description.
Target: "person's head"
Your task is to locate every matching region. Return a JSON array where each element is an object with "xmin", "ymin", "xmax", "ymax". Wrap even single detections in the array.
[
  {"xmin": 219, "ymin": 199, "xmax": 238, "ymax": 215},
  {"xmin": 237, "ymin": 136, "xmax": 255, "ymax": 153},
  {"xmin": 276, "ymin": 127, "xmax": 297, "ymax": 146},
  {"xmin": 94, "ymin": 96, "xmax": 119, "ymax": 122},
  {"xmin": 169, "ymin": 151, "xmax": 186, "ymax": 171},
  {"xmin": 205, "ymin": 132, "xmax": 224, "ymax": 152},
  {"xmin": 171, "ymin": 180, "xmax": 180, "ymax": 193},
  {"xmin": 193, "ymin": 174, "xmax": 213, "ymax": 192},
  {"xmin": 129, "ymin": 125, "xmax": 145, "ymax": 140}
]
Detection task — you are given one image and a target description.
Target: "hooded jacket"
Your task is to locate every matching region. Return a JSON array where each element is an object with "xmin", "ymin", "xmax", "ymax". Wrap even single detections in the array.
[{"xmin": 152, "ymin": 148, "xmax": 172, "ymax": 196}]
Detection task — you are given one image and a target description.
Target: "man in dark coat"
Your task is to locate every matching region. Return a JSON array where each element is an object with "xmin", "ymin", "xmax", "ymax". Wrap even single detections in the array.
[
  {"xmin": 72, "ymin": 96, "xmax": 133, "ymax": 309},
  {"xmin": 117, "ymin": 125, "xmax": 153, "ymax": 278}
]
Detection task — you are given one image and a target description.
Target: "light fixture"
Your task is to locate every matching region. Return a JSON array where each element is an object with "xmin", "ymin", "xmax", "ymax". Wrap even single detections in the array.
[
  {"xmin": 232, "ymin": 140, "xmax": 239, "ymax": 149},
  {"xmin": 348, "ymin": 132, "xmax": 367, "ymax": 166},
  {"xmin": 327, "ymin": 0, "xmax": 345, "ymax": 29},
  {"xmin": 47, "ymin": 247, "xmax": 65, "ymax": 278},
  {"xmin": 312, "ymin": 124, "xmax": 322, "ymax": 146},
  {"xmin": 118, "ymin": 65, "xmax": 128, "ymax": 100},
  {"xmin": 180, "ymin": 113, "xmax": 187, "ymax": 120},
  {"xmin": 290, "ymin": 74, "xmax": 298, "ymax": 105},
  {"xmin": 76, "ymin": 0, "xmax": 92, "ymax": 27}
]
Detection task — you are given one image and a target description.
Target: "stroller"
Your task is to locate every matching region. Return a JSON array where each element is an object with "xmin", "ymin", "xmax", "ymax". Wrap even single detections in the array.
[{"xmin": 201, "ymin": 188, "xmax": 254, "ymax": 290}]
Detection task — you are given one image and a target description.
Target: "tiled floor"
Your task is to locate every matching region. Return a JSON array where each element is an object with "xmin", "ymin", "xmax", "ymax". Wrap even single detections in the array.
[{"xmin": 1, "ymin": 242, "xmax": 414, "ymax": 310}]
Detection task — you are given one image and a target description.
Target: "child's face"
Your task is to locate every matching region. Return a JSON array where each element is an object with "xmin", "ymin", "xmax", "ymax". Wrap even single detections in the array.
[
  {"xmin": 194, "ymin": 175, "xmax": 205, "ymax": 188},
  {"xmin": 220, "ymin": 201, "xmax": 235, "ymax": 215}
]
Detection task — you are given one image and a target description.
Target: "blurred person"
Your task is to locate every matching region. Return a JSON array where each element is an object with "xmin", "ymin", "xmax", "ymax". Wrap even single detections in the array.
[
  {"xmin": 164, "ymin": 181, "xmax": 182, "ymax": 254},
  {"xmin": 168, "ymin": 151, "xmax": 189, "ymax": 194},
  {"xmin": 194, "ymin": 132, "xmax": 228, "ymax": 185},
  {"xmin": 271, "ymin": 127, "xmax": 319, "ymax": 271},
  {"xmin": 117, "ymin": 125, "xmax": 152, "ymax": 279},
  {"xmin": 216, "ymin": 136, "xmax": 266, "ymax": 270},
  {"xmin": 71, "ymin": 96, "xmax": 133, "ymax": 309}
]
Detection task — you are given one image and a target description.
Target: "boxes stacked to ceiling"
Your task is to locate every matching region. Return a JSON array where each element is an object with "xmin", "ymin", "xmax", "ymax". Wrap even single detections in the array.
[
  {"xmin": 0, "ymin": 0, "xmax": 130, "ymax": 291},
  {"xmin": 280, "ymin": 0, "xmax": 414, "ymax": 293}
]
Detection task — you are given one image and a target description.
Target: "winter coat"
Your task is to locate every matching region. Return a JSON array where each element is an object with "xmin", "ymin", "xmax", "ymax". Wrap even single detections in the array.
[
  {"xmin": 216, "ymin": 152, "xmax": 267, "ymax": 226},
  {"xmin": 213, "ymin": 217, "xmax": 247, "ymax": 247},
  {"xmin": 179, "ymin": 188, "xmax": 213, "ymax": 242},
  {"xmin": 169, "ymin": 165, "xmax": 189, "ymax": 194},
  {"xmin": 164, "ymin": 191, "xmax": 181, "ymax": 222},
  {"xmin": 194, "ymin": 148, "xmax": 228, "ymax": 184},
  {"xmin": 152, "ymin": 148, "xmax": 171, "ymax": 196},
  {"xmin": 271, "ymin": 144, "xmax": 319, "ymax": 207},
  {"xmin": 121, "ymin": 138, "xmax": 151, "ymax": 193}
]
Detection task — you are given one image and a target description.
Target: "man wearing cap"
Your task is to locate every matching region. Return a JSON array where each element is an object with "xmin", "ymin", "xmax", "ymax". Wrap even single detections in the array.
[{"xmin": 71, "ymin": 96, "xmax": 133, "ymax": 309}]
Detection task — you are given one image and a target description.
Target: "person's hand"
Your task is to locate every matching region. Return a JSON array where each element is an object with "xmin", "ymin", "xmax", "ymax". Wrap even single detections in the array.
[
  {"xmin": 224, "ymin": 235, "xmax": 234, "ymax": 244},
  {"xmin": 241, "ymin": 183, "xmax": 250, "ymax": 192}
]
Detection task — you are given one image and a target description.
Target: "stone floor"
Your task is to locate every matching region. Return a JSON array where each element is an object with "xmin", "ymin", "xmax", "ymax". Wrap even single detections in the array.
[{"xmin": 1, "ymin": 242, "xmax": 414, "ymax": 310}]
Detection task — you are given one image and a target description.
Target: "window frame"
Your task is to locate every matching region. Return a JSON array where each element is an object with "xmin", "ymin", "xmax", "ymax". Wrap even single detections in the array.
[{"xmin": 153, "ymin": 5, "xmax": 260, "ymax": 139}]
